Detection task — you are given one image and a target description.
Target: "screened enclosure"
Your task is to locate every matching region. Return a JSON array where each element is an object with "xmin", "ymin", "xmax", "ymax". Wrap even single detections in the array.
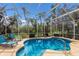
[{"xmin": 0, "ymin": 3, "xmax": 79, "ymax": 40}]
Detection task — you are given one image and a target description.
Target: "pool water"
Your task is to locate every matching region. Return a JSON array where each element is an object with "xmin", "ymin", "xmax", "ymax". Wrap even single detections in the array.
[{"xmin": 16, "ymin": 37, "xmax": 71, "ymax": 56}]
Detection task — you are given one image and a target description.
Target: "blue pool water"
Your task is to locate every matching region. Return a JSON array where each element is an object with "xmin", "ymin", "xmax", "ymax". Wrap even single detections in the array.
[{"xmin": 16, "ymin": 37, "xmax": 71, "ymax": 56}]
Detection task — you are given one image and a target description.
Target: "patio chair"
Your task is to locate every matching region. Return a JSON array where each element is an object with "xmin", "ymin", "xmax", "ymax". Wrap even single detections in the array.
[
  {"xmin": 0, "ymin": 34, "xmax": 17, "ymax": 48},
  {"xmin": 8, "ymin": 33, "xmax": 18, "ymax": 44}
]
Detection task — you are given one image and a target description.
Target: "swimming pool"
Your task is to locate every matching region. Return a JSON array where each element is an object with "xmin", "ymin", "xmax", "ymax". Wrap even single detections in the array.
[{"xmin": 16, "ymin": 37, "xmax": 71, "ymax": 56}]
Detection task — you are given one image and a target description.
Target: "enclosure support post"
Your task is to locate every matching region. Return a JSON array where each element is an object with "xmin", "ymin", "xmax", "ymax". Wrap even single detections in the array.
[
  {"xmin": 50, "ymin": 17, "xmax": 52, "ymax": 36},
  {"xmin": 62, "ymin": 22, "xmax": 64, "ymax": 37},
  {"xmin": 62, "ymin": 8, "xmax": 76, "ymax": 39},
  {"xmin": 73, "ymin": 20, "xmax": 75, "ymax": 39},
  {"xmin": 44, "ymin": 23, "xmax": 45, "ymax": 37},
  {"xmin": 37, "ymin": 21, "xmax": 38, "ymax": 37}
]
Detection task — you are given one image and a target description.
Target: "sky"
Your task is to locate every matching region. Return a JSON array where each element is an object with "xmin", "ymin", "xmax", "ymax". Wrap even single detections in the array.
[
  {"xmin": 0, "ymin": 3, "xmax": 78, "ymax": 18},
  {"xmin": 0, "ymin": 3, "xmax": 52, "ymax": 19},
  {"xmin": 0, "ymin": 3, "xmax": 78, "ymax": 20}
]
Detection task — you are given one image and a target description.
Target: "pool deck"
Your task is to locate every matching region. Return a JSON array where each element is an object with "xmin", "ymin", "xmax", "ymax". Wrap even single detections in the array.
[{"xmin": 0, "ymin": 37, "xmax": 79, "ymax": 56}]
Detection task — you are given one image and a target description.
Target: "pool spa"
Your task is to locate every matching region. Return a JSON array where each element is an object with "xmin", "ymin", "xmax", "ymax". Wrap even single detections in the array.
[{"xmin": 16, "ymin": 37, "xmax": 71, "ymax": 56}]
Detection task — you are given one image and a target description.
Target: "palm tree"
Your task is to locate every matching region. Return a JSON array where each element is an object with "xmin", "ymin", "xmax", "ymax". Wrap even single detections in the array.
[
  {"xmin": 45, "ymin": 17, "xmax": 50, "ymax": 36},
  {"xmin": 37, "ymin": 11, "xmax": 46, "ymax": 36},
  {"xmin": 28, "ymin": 18, "xmax": 37, "ymax": 37},
  {"xmin": 21, "ymin": 7, "xmax": 30, "ymax": 34}
]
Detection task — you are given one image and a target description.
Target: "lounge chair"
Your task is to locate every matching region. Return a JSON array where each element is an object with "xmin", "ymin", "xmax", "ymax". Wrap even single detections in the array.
[{"xmin": 0, "ymin": 34, "xmax": 17, "ymax": 48}]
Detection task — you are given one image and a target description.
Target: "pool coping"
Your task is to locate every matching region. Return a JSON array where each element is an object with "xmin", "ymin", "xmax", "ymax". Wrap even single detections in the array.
[{"xmin": 23, "ymin": 36, "xmax": 77, "ymax": 43}]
